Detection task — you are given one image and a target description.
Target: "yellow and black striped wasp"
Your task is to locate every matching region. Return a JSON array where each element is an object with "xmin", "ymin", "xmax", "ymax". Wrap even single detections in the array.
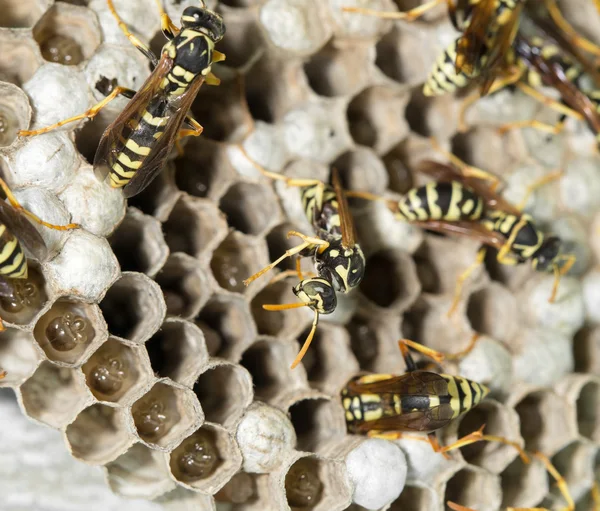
[
  {"xmin": 18, "ymin": 0, "xmax": 226, "ymax": 198},
  {"xmin": 0, "ymin": 179, "xmax": 78, "ymax": 330},
  {"xmin": 239, "ymin": 148, "xmax": 365, "ymax": 369},
  {"xmin": 342, "ymin": 338, "xmax": 532, "ymax": 459}
]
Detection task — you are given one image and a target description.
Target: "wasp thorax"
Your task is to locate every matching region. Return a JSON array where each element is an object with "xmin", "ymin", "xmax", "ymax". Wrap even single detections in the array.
[
  {"xmin": 285, "ymin": 457, "xmax": 323, "ymax": 509},
  {"xmin": 317, "ymin": 239, "xmax": 365, "ymax": 293},
  {"xmin": 133, "ymin": 398, "xmax": 174, "ymax": 440},
  {"xmin": 293, "ymin": 277, "xmax": 337, "ymax": 314},
  {"xmin": 45, "ymin": 312, "xmax": 92, "ymax": 352},
  {"xmin": 89, "ymin": 354, "xmax": 128, "ymax": 396},
  {"xmin": 176, "ymin": 429, "xmax": 221, "ymax": 480},
  {"xmin": 40, "ymin": 35, "xmax": 83, "ymax": 65}
]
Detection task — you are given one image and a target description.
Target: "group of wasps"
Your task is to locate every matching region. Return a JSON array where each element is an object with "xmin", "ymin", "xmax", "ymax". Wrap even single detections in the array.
[{"xmin": 1, "ymin": 0, "xmax": 598, "ymax": 508}]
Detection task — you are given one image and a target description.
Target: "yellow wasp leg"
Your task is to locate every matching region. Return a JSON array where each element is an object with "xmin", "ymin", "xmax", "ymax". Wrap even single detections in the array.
[
  {"xmin": 496, "ymin": 217, "xmax": 528, "ymax": 265},
  {"xmin": 548, "ymin": 254, "xmax": 576, "ymax": 303},
  {"xmin": 544, "ymin": 0, "xmax": 600, "ymax": 58},
  {"xmin": 107, "ymin": 0, "xmax": 158, "ymax": 64},
  {"xmin": 447, "ymin": 247, "xmax": 487, "ymax": 318},
  {"xmin": 268, "ymin": 258, "xmax": 316, "ymax": 285},
  {"xmin": 155, "ymin": 0, "xmax": 179, "ymax": 39},
  {"xmin": 516, "ymin": 170, "xmax": 563, "ymax": 212},
  {"xmin": 342, "ymin": 0, "xmax": 446, "ymax": 21},
  {"xmin": 19, "ymin": 86, "xmax": 135, "ymax": 137}
]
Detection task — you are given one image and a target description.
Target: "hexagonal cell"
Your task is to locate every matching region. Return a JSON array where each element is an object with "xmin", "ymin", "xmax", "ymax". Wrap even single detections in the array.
[
  {"xmin": 127, "ymin": 161, "xmax": 181, "ymax": 221},
  {"xmin": 0, "ymin": 31, "xmax": 42, "ymax": 85},
  {"xmin": 346, "ymin": 85, "xmax": 410, "ymax": 154},
  {"xmin": 0, "ymin": 263, "xmax": 48, "ymax": 327},
  {"xmin": 82, "ymin": 337, "xmax": 153, "ymax": 405},
  {"xmin": 219, "ymin": 181, "xmax": 281, "ymax": 236},
  {"xmin": 99, "ymin": 272, "xmax": 166, "ymax": 343},
  {"xmin": 244, "ymin": 51, "xmax": 308, "ymax": 124},
  {"xmin": 214, "ymin": 6, "xmax": 266, "ymax": 68},
  {"xmin": 575, "ymin": 380, "xmax": 600, "ymax": 442},
  {"xmin": 33, "ymin": 299, "xmax": 105, "ymax": 366},
  {"xmin": 297, "ymin": 323, "xmax": 359, "ymax": 395},
  {"xmin": 251, "ymin": 280, "xmax": 312, "ymax": 339},
  {"xmin": 405, "ymin": 87, "xmax": 460, "ymax": 140},
  {"xmin": 174, "ymin": 137, "xmax": 236, "ymax": 201},
  {"xmin": 215, "ymin": 472, "xmax": 258, "ymax": 506},
  {"xmin": 190, "ymin": 67, "xmax": 253, "ymax": 143},
  {"xmin": 288, "ymin": 394, "xmax": 347, "ymax": 453},
  {"xmin": 19, "ymin": 361, "xmax": 91, "ymax": 428},
  {"xmin": 333, "ymin": 148, "xmax": 389, "ymax": 196},
  {"xmin": 550, "ymin": 440, "xmax": 598, "ymax": 504},
  {"xmin": 239, "ymin": 339, "xmax": 306, "ymax": 402},
  {"xmin": 146, "ymin": 318, "xmax": 208, "ymax": 387},
  {"xmin": 105, "ymin": 443, "xmax": 175, "ymax": 499},
  {"xmin": 303, "ymin": 40, "xmax": 372, "ymax": 98},
  {"xmin": 0, "ymin": 0, "xmax": 47, "ymax": 28},
  {"xmin": 195, "ymin": 293, "xmax": 256, "ymax": 361},
  {"xmin": 443, "ymin": 466, "xmax": 502, "ymax": 511},
  {"xmin": 168, "ymin": 423, "xmax": 242, "ymax": 494},
  {"xmin": 359, "ymin": 248, "xmax": 421, "ymax": 313},
  {"xmin": 65, "ymin": 403, "xmax": 134, "ymax": 464},
  {"xmin": 210, "ymin": 231, "xmax": 270, "ymax": 295},
  {"xmin": 131, "ymin": 381, "xmax": 203, "ymax": 450},
  {"xmin": 33, "ymin": 3, "xmax": 101, "ymax": 65},
  {"xmin": 155, "ymin": 254, "xmax": 210, "ymax": 319},
  {"xmin": 500, "ymin": 455, "xmax": 549, "ymax": 509},
  {"xmin": 266, "ymin": 222, "xmax": 308, "ymax": 273},
  {"xmin": 388, "ymin": 484, "xmax": 437, "ymax": 511},
  {"xmin": 108, "ymin": 207, "xmax": 169, "ymax": 278},
  {"xmin": 193, "ymin": 361, "xmax": 253, "ymax": 427},
  {"xmin": 0, "ymin": 328, "xmax": 40, "ymax": 387},
  {"xmin": 0, "ymin": 83, "xmax": 31, "ymax": 148},
  {"xmin": 163, "ymin": 195, "xmax": 227, "ymax": 259}
]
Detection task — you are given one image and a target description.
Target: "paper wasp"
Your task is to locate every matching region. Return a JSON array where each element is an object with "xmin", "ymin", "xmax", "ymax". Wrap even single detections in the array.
[
  {"xmin": 239, "ymin": 147, "xmax": 365, "ymax": 370},
  {"xmin": 18, "ymin": 0, "xmax": 226, "ymax": 198},
  {"xmin": 0, "ymin": 179, "xmax": 78, "ymax": 330},
  {"xmin": 342, "ymin": 338, "xmax": 532, "ymax": 459}
]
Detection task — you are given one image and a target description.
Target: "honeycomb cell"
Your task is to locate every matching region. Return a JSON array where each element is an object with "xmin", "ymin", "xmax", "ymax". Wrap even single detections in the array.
[
  {"xmin": 131, "ymin": 381, "xmax": 203, "ymax": 450},
  {"xmin": 0, "ymin": 82, "xmax": 31, "ymax": 148},
  {"xmin": 359, "ymin": 248, "xmax": 420, "ymax": 312},
  {"xmin": 287, "ymin": 393, "xmax": 346, "ymax": 453},
  {"xmin": 146, "ymin": 318, "xmax": 208, "ymax": 387},
  {"xmin": 33, "ymin": 299, "xmax": 105, "ymax": 366},
  {"xmin": 333, "ymin": 148, "xmax": 389, "ymax": 195},
  {"xmin": 65, "ymin": 403, "xmax": 134, "ymax": 464},
  {"xmin": 196, "ymin": 293, "xmax": 257, "ymax": 361},
  {"xmin": 443, "ymin": 466, "xmax": 502, "ymax": 511},
  {"xmin": 0, "ymin": 31, "xmax": 42, "ymax": 85},
  {"xmin": 297, "ymin": 323, "xmax": 359, "ymax": 395},
  {"xmin": 0, "ymin": 263, "xmax": 48, "ymax": 327},
  {"xmin": 210, "ymin": 231, "xmax": 270, "ymax": 295},
  {"xmin": 239, "ymin": 339, "xmax": 306, "ymax": 402},
  {"xmin": 191, "ymin": 67, "xmax": 253, "ymax": 143},
  {"xmin": 328, "ymin": 0, "xmax": 397, "ymax": 39},
  {"xmin": 303, "ymin": 40, "xmax": 372, "ymax": 98},
  {"xmin": 215, "ymin": 6, "xmax": 266, "ymax": 68},
  {"xmin": 19, "ymin": 361, "xmax": 91, "ymax": 428},
  {"xmin": 388, "ymin": 484, "xmax": 436, "ymax": 511},
  {"xmin": 169, "ymin": 423, "xmax": 242, "ymax": 494},
  {"xmin": 33, "ymin": 2, "xmax": 101, "ymax": 65},
  {"xmin": 174, "ymin": 137, "xmax": 236, "ymax": 201},
  {"xmin": 193, "ymin": 361, "xmax": 253, "ymax": 427},
  {"xmin": 215, "ymin": 472, "xmax": 257, "ymax": 505},
  {"xmin": 0, "ymin": 329, "xmax": 41, "ymax": 388},
  {"xmin": 465, "ymin": 284, "xmax": 518, "ymax": 345},
  {"xmin": 105, "ymin": 443, "xmax": 175, "ymax": 499},
  {"xmin": 266, "ymin": 222, "xmax": 308, "ymax": 272},
  {"xmin": 219, "ymin": 181, "xmax": 281, "ymax": 236},
  {"xmin": 128, "ymin": 161, "xmax": 181, "ymax": 221},
  {"xmin": 346, "ymin": 85, "xmax": 410, "ymax": 154},
  {"xmin": 251, "ymin": 280, "xmax": 312, "ymax": 339},
  {"xmin": 405, "ymin": 87, "xmax": 460, "ymax": 140},
  {"xmin": 108, "ymin": 207, "xmax": 169, "ymax": 278},
  {"xmin": 556, "ymin": 374, "xmax": 600, "ymax": 443},
  {"xmin": 285, "ymin": 456, "xmax": 323, "ymax": 508},
  {"xmin": 0, "ymin": 0, "xmax": 47, "ymax": 28},
  {"xmin": 500, "ymin": 455, "xmax": 549, "ymax": 509},
  {"xmin": 82, "ymin": 337, "xmax": 153, "ymax": 405},
  {"xmin": 155, "ymin": 254, "xmax": 210, "ymax": 319},
  {"xmin": 99, "ymin": 272, "xmax": 166, "ymax": 343},
  {"xmin": 550, "ymin": 440, "xmax": 597, "ymax": 504},
  {"xmin": 163, "ymin": 196, "xmax": 227, "ymax": 259}
]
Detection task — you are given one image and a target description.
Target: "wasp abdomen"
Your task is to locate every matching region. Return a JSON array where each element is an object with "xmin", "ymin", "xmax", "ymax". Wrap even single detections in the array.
[{"xmin": 0, "ymin": 224, "xmax": 27, "ymax": 279}]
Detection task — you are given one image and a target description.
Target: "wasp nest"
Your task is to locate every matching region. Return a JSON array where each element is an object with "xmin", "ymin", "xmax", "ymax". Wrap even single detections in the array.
[{"xmin": 1, "ymin": 0, "xmax": 599, "ymax": 509}]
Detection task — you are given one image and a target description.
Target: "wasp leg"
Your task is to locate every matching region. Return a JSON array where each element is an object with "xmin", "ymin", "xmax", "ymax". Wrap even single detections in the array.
[
  {"xmin": 342, "ymin": 0, "xmax": 446, "ymax": 21},
  {"xmin": 397, "ymin": 339, "xmax": 418, "ymax": 372},
  {"xmin": 516, "ymin": 170, "xmax": 563, "ymax": 211},
  {"xmin": 19, "ymin": 86, "xmax": 137, "ymax": 137},
  {"xmin": 155, "ymin": 0, "xmax": 179, "ymax": 40},
  {"xmin": 290, "ymin": 309, "xmax": 319, "ymax": 369},
  {"xmin": 496, "ymin": 217, "xmax": 528, "ymax": 265},
  {"xmin": 174, "ymin": 114, "xmax": 204, "ymax": 155},
  {"xmin": 548, "ymin": 254, "xmax": 576, "ymax": 303},
  {"xmin": 353, "ymin": 373, "xmax": 395, "ymax": 385},
  {"xmin": 447, "ymin": 247, "xmax": 487, "ymax": 318},
  {"xmin": 531, "ymin": 451, "xmax": 575, "ymax": 511},
  {"xmin": 107, "ymin": 0, "xmax": 158, "ymax": 65},
  {"xmin": 544, "ymin": 0, "xmax": 600, "ymax": 58},
  {"xmin": 269, "ymin": 258, "xmax": 315, "ymax": 284},
  {"xmin": 0, "ymin": 178, "xmax": 79, "ymax": 231},
  {"xmin": 243, "ymin": 231, "xmax": 328, "ymax": 286}
]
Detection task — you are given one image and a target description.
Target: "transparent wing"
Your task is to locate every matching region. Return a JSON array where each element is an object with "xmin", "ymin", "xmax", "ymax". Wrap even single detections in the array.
[
  {"xmin": 331, "ymin": 167, "xmax": 356, "ymax": 249},
  {"xmin": 0, "ymin": 200, "xmax": 46, "ymax": 260}
]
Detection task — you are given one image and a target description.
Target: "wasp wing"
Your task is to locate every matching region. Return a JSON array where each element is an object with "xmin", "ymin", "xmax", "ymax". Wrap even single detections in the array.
[
  {"xmin": 331, "ymin": 167, "xmax": 356, "ymax": 249},
  {"xmin": 455, "ymin": 0, "xmax": 496, "ymax": 75},
  {"xmin": 0, "ymin": 200, "xmax": 46, "ymax": 261},
  {"xmin": 414, "ymin": 219, "xmax": 507, "ymax": 249},
  {"xmin": 122, "ymin": 74, "xmax": 206, "ymax": 198},
  {"xmin": 347, "ymin": 371, "xmax": 447, "ymax": 395},
  {"xmin": 94, "ymin": 55, "xmax": 173, "ymax": 183},
  {"xmin": 352, "ymin": 407, "xmax": 454, "ymax": 433}
]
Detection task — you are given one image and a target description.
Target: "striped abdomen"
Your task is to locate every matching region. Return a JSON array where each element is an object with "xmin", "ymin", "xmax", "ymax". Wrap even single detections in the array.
[
  {"xmin": 395, "ymin": 181, "xmax": 484, "ymax": 222},
  {"xmin": 0, "ymin": 223, "xmax": 27, "ymax": 279},
  {"xmin": 300, "ymin": 184, "xmax": 341, "ymax": 237},
  {"xmin": 482, "ymin": 210, "xmax": 543, "ymax": 263},
  {"xmin": 108, "ymin": 98, "xmax": 170, "ymax": 189}
]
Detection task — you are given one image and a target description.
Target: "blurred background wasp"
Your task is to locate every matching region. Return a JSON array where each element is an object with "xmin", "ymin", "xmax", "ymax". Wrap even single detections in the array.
[
  {"xmin": 240, "ymin": 147, "xmax": 365, "ymax": 369},
  {"xmin": 18, "ymin": 0, "xmax": 226, "ymax": 198}
]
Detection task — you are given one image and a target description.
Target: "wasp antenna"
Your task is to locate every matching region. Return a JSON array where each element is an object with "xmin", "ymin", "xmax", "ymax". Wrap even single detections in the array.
[{"xmin": 290, "ymin": 310, "xmax": 319, "ymax": 369}]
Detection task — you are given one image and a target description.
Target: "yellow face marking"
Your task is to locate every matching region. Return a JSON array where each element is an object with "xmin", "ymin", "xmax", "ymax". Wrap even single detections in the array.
[
  {"xmin": 142, "ymin": 111, "xmax": 168, "ymax": 127},
  {"xmin": 125, "ymin": 138, "xmax": 151, "ymax": 156},
  {"xmin": 117, "ymin": 152, "xmax": 143, "ymax": 170}
]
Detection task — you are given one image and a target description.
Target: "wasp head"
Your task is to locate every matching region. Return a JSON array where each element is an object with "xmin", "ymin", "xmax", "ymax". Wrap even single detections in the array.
[
  {"xmin": 293, "ymin": 277, "xmax": 337, "ymax": 315},
  {"xmin": 181, "ymin": 6, "xmax": 225, "ymax": 42},
  {"xmin": 532, "ymin": 236, "xmax": 561, "ymax": 272}
]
